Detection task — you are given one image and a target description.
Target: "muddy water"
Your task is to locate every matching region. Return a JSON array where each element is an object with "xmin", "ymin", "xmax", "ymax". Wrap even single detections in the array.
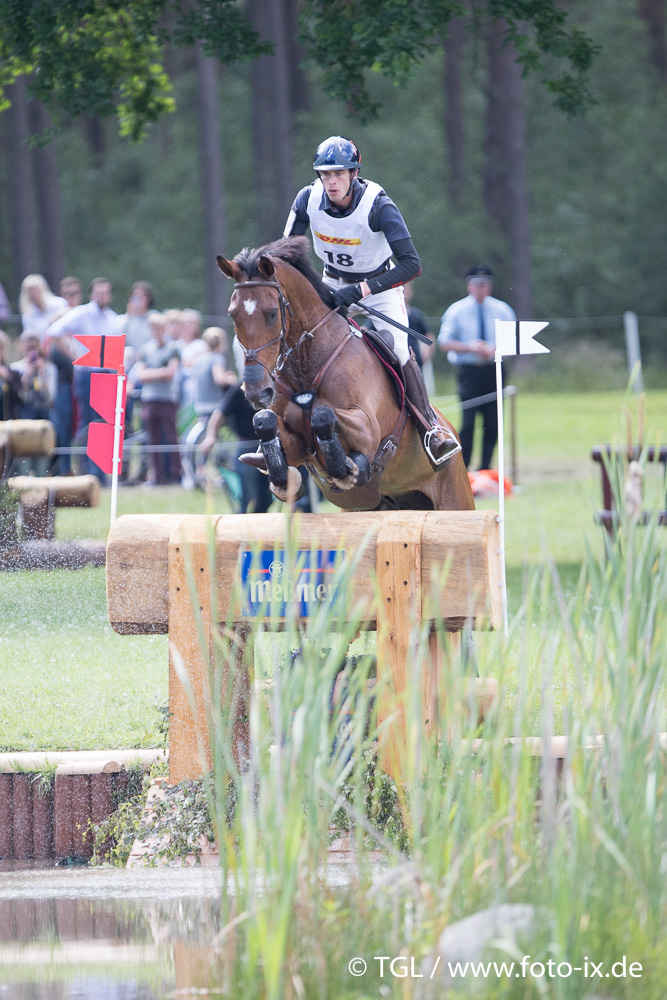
[{"xmin": 0, "ymin": 866, "xmax": 225, "ymax": 999}]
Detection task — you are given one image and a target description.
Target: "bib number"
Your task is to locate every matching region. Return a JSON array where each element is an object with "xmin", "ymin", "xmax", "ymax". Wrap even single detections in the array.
[{"xmin": 324, "ymin": 251, "xmax": 354, "ymax": 268}]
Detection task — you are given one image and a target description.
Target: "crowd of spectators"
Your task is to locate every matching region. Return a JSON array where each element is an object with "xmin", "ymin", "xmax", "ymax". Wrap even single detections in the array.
[{"xmin": 0, "ymin": 273, "xmax": 272, "ymax": 511}]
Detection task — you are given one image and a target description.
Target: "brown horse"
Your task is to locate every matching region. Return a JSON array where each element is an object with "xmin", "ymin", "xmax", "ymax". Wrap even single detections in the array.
[{"xmin": 216, "ymin": 237, "xmax": 474, "ymax": 513}]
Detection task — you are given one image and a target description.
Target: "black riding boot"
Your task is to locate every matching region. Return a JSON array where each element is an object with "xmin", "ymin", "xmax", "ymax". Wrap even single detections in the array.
[{"xmin": 403, "ymin": 358, "xmax": 461, "ymax": 465}]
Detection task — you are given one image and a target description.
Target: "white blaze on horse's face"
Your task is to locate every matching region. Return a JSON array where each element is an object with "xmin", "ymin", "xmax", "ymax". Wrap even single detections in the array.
[{"xmin": 243, "ymin": 299, "xmax": 257, "ymax": 315}]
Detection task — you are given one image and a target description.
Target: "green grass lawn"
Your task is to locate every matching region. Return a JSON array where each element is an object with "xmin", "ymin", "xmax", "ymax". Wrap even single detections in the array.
[{"xmin": 1, "ymin": 390, "xmax": 665, "ymax": 752}]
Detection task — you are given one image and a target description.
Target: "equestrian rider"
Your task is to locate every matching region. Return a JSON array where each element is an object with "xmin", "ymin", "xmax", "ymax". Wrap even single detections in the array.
[{"xmin": 283, "ymin": 135, "xmax": 460, "ymax": 465}]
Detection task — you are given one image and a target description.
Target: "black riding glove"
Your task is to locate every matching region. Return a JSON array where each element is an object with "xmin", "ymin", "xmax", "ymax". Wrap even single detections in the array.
[{"xmin": 333, "ymin": 283, "xmax": 363, "ymax": 309}]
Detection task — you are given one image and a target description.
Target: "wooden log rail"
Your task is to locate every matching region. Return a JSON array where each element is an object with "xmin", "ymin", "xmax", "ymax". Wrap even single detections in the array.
[
  {"xmin": 0, "ymin": 419, "xmax": 56, "ymax": 478},
  {"xmin": 8, "ymin": 475, "xmax": 100, "ymax": 541},
  {"xmin": 592, "ymin": 445, "xmax": 667, "ymax": 534},
  {"xmin": 106, "ymin": 511, "xmax": 502, "ymax": 782}
]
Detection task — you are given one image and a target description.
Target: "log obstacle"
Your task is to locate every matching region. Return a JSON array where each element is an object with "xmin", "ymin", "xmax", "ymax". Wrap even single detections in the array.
[
  {"xmin": 0, "ymin": 472, "xmax": 105, "ymax": 570},
  {"xmin": 106, "ymin": 511, "xmax": 502, "ymax": 783},
  {"xmin": 8, "ymin": 475, "xmax": 100, "ymax": 540},
  {"xmin": 0, "ymin": 419, "xmax": 56, "ymax": 470}
]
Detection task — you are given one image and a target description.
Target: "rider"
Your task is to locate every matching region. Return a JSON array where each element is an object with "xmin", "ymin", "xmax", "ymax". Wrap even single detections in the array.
[{"xmin": 283, "ymin": 135, "xmax": 460, "ymax": 465}]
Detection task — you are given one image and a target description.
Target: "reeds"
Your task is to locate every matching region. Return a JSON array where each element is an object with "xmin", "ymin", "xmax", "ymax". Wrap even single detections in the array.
[{"xmin": 175, "ymin": 484, "xmax": 667, "ymax": 998}]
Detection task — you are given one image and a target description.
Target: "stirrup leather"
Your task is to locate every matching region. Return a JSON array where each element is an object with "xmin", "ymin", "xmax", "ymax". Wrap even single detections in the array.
[{"xmin": 423, "ymin": 427, "xmax": 462, "ymax": 466}]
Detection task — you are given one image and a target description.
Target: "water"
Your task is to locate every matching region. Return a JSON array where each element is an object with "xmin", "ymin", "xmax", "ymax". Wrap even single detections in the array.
[
  {"xmin": 0, "ymin": 861, "xmax": 383, "ymax": 999},
  {"xmin": 0, "ymin": 867, "xmax": 224, "ymax": 999}
]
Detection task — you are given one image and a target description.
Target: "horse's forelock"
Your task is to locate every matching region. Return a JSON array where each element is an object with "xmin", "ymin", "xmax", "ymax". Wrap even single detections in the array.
[{"xmin": 233, "ymin": 237, "xmax": 336, "ymax": 308}]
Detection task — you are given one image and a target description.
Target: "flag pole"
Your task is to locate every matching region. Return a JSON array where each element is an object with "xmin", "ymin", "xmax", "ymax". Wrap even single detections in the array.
[
  {"xmin": 109, "ymin": 363, "xmax": 125, "ymax": 526},
  {"xmin": 495, "ymin": 347, "xmax": 509, "ymax": 637}
]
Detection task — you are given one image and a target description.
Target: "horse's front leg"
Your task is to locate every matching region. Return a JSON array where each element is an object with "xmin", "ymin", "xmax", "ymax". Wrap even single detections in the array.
[
  {"xmin": 311, "ymin": 405, "xmax": 371, "ymax": 491},
  {"xmin": 252, "ymin": 409, "xmax": 303, "ymax": 503}
]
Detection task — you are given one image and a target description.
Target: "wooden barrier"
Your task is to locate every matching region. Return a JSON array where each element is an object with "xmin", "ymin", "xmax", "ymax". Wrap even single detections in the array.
[
  {"xmin": 107, "ymin": 511, "xmax": 502, "ymax": 783},
  {"xmin": 592, "ymin": 445, "xmax": 667, "ymax": 535},
  {"xmin": 8, "ymin": 475, "xmax": 100, "ymax": 540},
  {"xmin": 0, "ymin": 420, "xmax": 56, "ymax": 483}
]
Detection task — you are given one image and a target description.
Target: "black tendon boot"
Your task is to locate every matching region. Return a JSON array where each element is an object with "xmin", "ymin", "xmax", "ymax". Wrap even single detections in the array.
[{"xmin": 402, "ymin": 357, "xmax": 461, "ymax": 465}]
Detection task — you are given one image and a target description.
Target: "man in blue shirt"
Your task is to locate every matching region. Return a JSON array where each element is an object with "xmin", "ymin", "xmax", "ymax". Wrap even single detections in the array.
[{"xmin": 438, "ymin": 265, "xmax": 516, "ymax": 470}]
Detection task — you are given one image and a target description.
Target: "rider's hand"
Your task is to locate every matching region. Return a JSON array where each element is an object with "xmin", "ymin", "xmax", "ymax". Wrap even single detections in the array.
[{"xmin": 333, "ymin": 283, "xmax": 363, "ymax": 309}]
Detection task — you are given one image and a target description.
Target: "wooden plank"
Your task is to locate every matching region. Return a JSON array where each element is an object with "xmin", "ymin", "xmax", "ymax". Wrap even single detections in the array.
[
  {"xmin": 376, "ymin": 511, "xmax": 429, "ymax": 778},
  {"xmin": 107, "ymin": 511, "xmax": 501, "ymax": 633},
  {"xmin": 107, "ymin": 514, "xmax": 181, "ymax": 634}
]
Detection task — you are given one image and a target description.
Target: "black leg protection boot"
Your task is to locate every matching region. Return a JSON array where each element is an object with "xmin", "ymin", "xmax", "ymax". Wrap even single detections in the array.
[{"xmin": 403, "ymin": 357, "xmax": 462, "ymax": 465}]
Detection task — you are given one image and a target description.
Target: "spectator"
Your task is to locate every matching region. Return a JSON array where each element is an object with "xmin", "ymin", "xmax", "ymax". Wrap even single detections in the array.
[
  {"xmin": 10, "ymin": 331, "xmax": 57, "ymax": 421},
  {"xmin": 47, "ymin": 334, "xmax": 75, "ymax": 475},
  {"xmin": 0, "ymin": 330, "xmax": 22, "ymax": 420},
  {"xmin": 178, "ymin": 309, "xmax": 208, "ymax": 366},
  {"xmin": 404, "ymin": 282, "xmax": 435, "ymax": 368},
  {"xmin": 201, "ymin": 383, "xmax": 272, "ymax": 513},
  {"xmin": 181, "ymin": 327, "xmax": 237, "ymax": 489},
  {"xmin": 437, "ymin": 265, "xmax": 515, "ymax": 470},
  {"xmin": 58, "ymin": 276, "xmax": 82, "ymax": 310},
  {"xmin": 132, "ymin": 311, "xmax": 182, "ymax": 486},
  {"xmin": 120, "ymin": 281, "xmax": 154, "ymax": 360},
  {"xmin": 48, "ymin": 277, "xmax": 122, "ymax": 480},
  {"xmin": 163, "ymin": 308, "xmax": 183, "ymax": 343},
  {"xmin": 119, "ymin": 281, "xmax": 155, "ymax": 432},
  {"xmin": 19, "ymin": 274, "xmax": 68, "ymax": 341},
  {"xmin": 0, "ymin": 282, "xmax": 10, "ymax": 323}
]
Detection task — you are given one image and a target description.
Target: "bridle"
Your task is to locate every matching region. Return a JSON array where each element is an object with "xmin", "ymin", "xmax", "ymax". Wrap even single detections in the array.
[
  {"xmin": 232, "ymin": 280, "xmax": 292, "ymax": 379},
  {"xmin": 232, "ymin": 278, "xmax": 342, "ymax": 383}
]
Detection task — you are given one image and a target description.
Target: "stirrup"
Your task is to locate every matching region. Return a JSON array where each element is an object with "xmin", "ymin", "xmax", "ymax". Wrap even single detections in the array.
[{"xmin": 423, "ymin": 427, "xmax": 462, "ymax": 466}]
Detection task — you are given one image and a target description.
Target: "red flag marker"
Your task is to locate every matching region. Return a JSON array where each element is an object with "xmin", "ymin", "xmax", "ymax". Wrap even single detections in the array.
[
  {"xmin": 87, "ymin": 372, "xmax": 126, "ymax": 475},
  {"xmin": 73, "ymin": 334, "xmax": 125, "ymax": 370}
]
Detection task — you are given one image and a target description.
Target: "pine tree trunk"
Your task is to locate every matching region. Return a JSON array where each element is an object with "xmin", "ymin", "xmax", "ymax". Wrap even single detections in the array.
[
  {"xmin": 31, "ymin": 102, "xmax": 66, "ymax": 289},
  {"xmin": 443, "ymin": 19, "xmax": 465, "ymax": 207},
  {"xmin": 195, "ymin": 41, "xmax": 228, "ymax": 321},
  {"xmin": 638, "ymin": 0, "xmax": 667, "ymax": 84},
  {"xmin": 249, "ymin": 0, "xmax": 294, "ymax": 241},
  {"xmin": 484, "ymin": 20, "xmax": 532, "ymax": 318},
  {"xmin": 6, "ymin": 78, "xmax": 39, "ymax": 292}
]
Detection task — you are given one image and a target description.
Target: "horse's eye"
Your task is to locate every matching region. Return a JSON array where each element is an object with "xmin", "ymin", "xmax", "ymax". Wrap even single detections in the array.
[{"xmin": 266, "ymin": 308, "xmax": 278, "ymax": 325}]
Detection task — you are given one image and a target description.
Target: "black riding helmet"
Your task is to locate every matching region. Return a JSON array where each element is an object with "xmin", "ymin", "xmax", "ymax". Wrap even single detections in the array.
[{"xmin": 313, "ymin": 136, "xmax": 361, "ymax": 172}]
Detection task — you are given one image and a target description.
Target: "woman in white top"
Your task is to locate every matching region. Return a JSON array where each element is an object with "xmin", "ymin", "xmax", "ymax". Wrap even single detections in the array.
[{"xmin": 19, "ymin": 274, "xmax": 68, "ymax": 341}]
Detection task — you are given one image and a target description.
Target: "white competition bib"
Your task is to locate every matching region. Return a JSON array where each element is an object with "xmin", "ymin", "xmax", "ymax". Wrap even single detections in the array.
[{"xmin": 307, "ymin": 180, "xmax": 393, "ymax": 274}]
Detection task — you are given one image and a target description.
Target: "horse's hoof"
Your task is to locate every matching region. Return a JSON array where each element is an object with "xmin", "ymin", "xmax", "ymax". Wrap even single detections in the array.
[
  {"xmin": 331, "ymin": 457, "xmax": 359, "ymax": 491},
  {"xmin": 270, "ymin": 466, "xmax": 303, "ymax": 503},
  {"xmin": 239, "ymin": 451, "xmax": 268, "ymax": 473}
]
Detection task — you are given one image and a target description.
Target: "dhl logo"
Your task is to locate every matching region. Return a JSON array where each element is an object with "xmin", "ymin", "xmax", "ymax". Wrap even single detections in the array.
[{"xmin": 314, "ymin": 231, "xmax": 361, "ymax": 246}]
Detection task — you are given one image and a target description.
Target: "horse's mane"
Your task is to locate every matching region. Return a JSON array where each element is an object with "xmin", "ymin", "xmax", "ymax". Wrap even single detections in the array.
[{"xmin": 232, "ymin": 236, "xmax": 337, "ymax": 309}]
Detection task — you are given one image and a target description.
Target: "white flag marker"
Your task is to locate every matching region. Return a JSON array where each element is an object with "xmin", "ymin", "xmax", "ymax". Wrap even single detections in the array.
[
  {"xmin": 495, "ymin": 320, "xmax": 550, "ymax": 358},
  {"xmin": 494, "ymin": 319, "xmax": 550, "ymax": 636}
]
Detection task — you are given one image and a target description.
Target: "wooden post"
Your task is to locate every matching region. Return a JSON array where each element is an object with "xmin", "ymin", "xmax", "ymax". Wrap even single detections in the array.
[
  {"xmin": 168, "ymin": 515, "xmax": 221, "ymax": 784},
  {"xmin": 376, "ymin": 512, "xmax": 429, "ymax": 775}
]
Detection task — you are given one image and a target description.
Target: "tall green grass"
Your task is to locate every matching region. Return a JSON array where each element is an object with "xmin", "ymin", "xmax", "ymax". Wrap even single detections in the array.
[{"xmin": 167, "ymin": 492, "xmax": 667, "ymax": 999}]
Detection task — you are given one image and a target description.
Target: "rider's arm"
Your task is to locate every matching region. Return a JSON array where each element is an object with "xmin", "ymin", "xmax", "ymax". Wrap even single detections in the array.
[
  {"xmin": 283, "ymin": 186, "xmax": 312, "ymax": 238},
  {"xmin": 364, "ymin": 195, "xmax": 421, "ymax": 295}
]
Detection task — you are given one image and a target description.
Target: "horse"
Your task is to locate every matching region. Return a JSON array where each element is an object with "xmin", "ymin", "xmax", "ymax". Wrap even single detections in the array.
[{"xmin": 216, "ymin": 237, "xmax": 474, "ymax": 513}]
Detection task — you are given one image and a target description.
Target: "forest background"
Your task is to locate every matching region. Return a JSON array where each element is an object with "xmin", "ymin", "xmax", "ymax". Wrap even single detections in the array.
[{"xmin": 0, "ymin": 0, "xmax": 666, "ymax": 386}]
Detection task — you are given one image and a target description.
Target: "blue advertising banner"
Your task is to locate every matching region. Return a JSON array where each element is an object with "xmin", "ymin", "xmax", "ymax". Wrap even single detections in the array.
[{"xmin": 239, "ymin": 548, "xmax": 345, "ymax": 617}]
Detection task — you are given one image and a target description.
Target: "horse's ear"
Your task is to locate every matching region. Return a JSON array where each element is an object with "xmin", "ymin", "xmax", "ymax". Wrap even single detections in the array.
[
  {"xmin": 216, "ymin": 255, "xmax": 242, "ymax": 281},
  {"xmin": 258, "ymin": 255, "xmax": 276, "ymax": 280}
]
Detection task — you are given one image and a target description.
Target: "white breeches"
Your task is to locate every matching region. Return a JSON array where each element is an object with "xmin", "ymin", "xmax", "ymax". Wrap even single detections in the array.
[{"xmin": 322, "ymin": 274, "xmax": 410, "ymax": 366}]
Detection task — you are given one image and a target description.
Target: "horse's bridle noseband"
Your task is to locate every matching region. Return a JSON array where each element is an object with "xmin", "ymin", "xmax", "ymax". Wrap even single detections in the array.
[
  {"xmin": 232, "ymin": 278, "xmax": 341, "ymax": 382},
  {"xmin": 232, "ymin": 280, "xmax": 292, "ymax": 376}
]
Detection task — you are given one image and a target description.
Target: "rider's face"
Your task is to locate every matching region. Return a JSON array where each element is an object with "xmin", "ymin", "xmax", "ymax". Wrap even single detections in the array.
[{"xmin": 319, "ymin": 169, "xmax": 356, "ymax": 207}]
